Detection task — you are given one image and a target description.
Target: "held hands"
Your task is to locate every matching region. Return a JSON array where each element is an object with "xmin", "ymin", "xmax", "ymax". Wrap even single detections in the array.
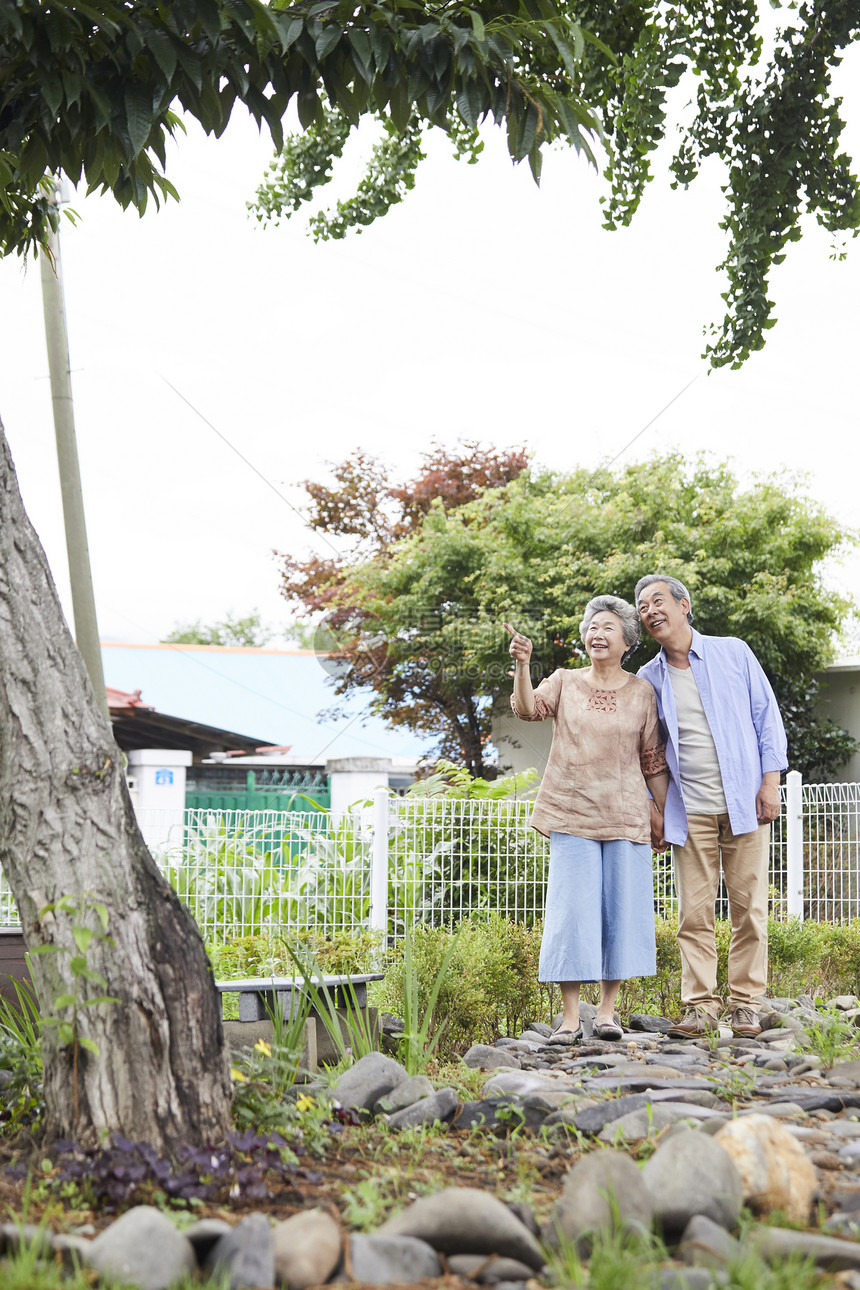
[
  {"xmin": 650, "ymin": 800, "xmax": 668, "ymax": 852},
  {"xmin": 503, "ymin": 622, "xmax": 533, "ymax": 667},
  {"xmin": 756, "ymin": 782, "xmax": 781, "ymax": 824}
]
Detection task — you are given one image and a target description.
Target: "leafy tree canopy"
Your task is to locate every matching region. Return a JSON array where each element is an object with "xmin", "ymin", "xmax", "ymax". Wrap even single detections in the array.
[
  {"xmin": 251, "ymin": 1, "xmax": 860, "ymax": 368},
  {"xmin": 161, "ymin": 609, "xmax": 275, "ymax": 648},
  {"xmin": 283, "ymin": 451, "xmax": 857, "ymax": 778},
  {"xmin": 0, "ymin": 0, "xmax": 604, "ymax": 256}
]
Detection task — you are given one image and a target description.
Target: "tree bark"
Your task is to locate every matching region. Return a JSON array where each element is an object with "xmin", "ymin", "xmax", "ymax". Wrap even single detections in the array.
[{"xmin": 0, "ymin": 420, "xmax": 232, "ymax": 1149}]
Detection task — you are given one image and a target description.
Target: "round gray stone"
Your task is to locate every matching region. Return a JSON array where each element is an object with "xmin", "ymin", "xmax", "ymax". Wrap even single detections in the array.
[
  {"xmin": 374, "ymin": 1074, "xmax": 435, "ymax": 1114},
  {"xmin": 643, "ymin": 1127, "xmax": 743, "ymax": 1235},
  {"xmin": 86, "ymin": 1206, "xmax": 196, "ymax": 1290},
  {"xmin": 332, "ymin": 1052, "xmax": 409, "ymax": 1114},
  {"xmin": 378, "ymin": 1187, "xmax": 544, "ymax": 1270},
  {"xmin": 546, "ymin": 1149, "xmax": 652, "ymax": 1254},
  {"xmin": 386, "ymin": 1086, "xmax": 459, "ymax": 1130},
  {"xmin": 205, "ymin": 1212, "xmax": 274, "ymax": 1289},
  {"xmin": 462, "ymin": 1044, "xmax": 522, "ymax": 1070},
  {"xmin": 344, "ymin": 1234, "xmax": 442, "ymax": 1284}
]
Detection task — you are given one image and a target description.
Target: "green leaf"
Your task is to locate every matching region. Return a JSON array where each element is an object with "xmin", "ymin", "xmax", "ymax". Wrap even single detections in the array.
[
  {"xmin": 81, "ymin": 994, "xmax": 120, "ymax": 1007},
  {"xmin": 315, "ymin": 24, "xmax": 342, "ymax": 61},
  {"xmin": 78, "ymin": 1036, "xmax": 100, "ymax": 1056},
  {"xmin": 146, "ymin": 30, "xmax": 177, "ymax": 83},
  {"xmin": 70, "ymin": 955, "xmax": 88, "ymax": 976},
  {"xmin": 468, "ymin": 10, "xmax": 485, "ymax": 43},
  {"xmin": 52, "ymin": 993, "xmax": 76, "ymax": 1010},
  {"xmin": 282, "ymin": 16, "xmax": 304, "ymax": 49},
  {"xmin": 29, "ymin": 943, "xmax": 65, "ymax": 956},
  {"xmin": 73, "ymin": 927, "xmax": 93, "ymax": 954}
]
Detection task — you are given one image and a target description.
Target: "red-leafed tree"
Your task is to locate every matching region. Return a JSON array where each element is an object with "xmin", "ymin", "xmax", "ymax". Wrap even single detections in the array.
[{"xmin": 279, "ymin": 443, "xmax": 529, "ymax": 773}]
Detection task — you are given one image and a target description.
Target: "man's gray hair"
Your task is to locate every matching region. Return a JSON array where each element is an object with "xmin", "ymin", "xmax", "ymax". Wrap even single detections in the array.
[
  {"xmin": 579, "ymin": 595, "xmax": 641, "ymax": 659},
  {"xmin": 634, "ymin": 573, "xmax": 694, "ymax": 624}
]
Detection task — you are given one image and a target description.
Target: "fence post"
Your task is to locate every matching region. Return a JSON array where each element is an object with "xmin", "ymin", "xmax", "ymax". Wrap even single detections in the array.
[
  {"xmin": 369, "ymin": 787, "xmax": 389, "ymax": 934},
  {"xmin": 786, "ymin": 769, "xmax": 804, "ymax": 920}
]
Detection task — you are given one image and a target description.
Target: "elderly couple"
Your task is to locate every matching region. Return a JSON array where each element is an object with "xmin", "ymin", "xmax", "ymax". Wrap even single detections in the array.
[{"xmin": 506, "ymin": 574, "xmax": 787, "ymax": 1043}]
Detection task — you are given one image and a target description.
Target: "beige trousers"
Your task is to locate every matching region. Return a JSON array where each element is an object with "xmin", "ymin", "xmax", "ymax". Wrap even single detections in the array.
[{"xmin": 673, "ymin": 813, "xmax": 770, "ymax": 1015}]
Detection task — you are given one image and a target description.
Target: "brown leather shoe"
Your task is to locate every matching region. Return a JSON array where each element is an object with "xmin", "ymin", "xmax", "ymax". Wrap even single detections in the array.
[
  {"xmin": 666, "ymin": 1008, "xmax": 719, "ymax": 1039},
  {"xmin": 729, "ymin": 1006, "xmax": 762, "ymax": 1037}
]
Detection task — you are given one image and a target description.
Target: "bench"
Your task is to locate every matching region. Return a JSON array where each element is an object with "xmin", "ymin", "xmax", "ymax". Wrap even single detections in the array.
[{"xmin": 215, "ymin": 973, "xmax": 385, "ymax": 1023}]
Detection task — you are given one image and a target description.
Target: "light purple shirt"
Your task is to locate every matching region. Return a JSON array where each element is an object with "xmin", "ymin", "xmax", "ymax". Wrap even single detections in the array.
[{"xmin": 638, "ymin": 629, "xmax": 788, "ymax": 844}]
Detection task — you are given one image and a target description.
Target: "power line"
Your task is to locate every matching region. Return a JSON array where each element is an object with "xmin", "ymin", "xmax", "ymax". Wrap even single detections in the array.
[
  {"xmin": 604, "ymin": 369, "xmax": 703, "ymax": 469},
  {"xmin": 160, "ymin": 374, "xmax": 342, "ymax": 560}
]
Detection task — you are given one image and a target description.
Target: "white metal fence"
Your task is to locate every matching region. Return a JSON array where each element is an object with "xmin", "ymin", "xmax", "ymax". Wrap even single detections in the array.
[{"xmin": 1, "ymin": 776, "xmax": 858, "ymax": 940}]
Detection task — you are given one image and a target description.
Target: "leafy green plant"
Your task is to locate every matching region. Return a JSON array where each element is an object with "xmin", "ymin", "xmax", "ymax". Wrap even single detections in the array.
[
  {"xmin": 0, "ymin": 977, "xmax": 44, "ymax": 1133},
  {"xmin": 708, "ymin": 1060, "xmax": 757, "ymax": 1103},
  {"xmin": 277, "ymin": 940, "xmax": 378, "ymax": 1066},
  {"xmin": 29, "ymin": 895, "xmax": 118, "ymax": 1128},
  {"xmin": 395, "ymin": 922, "xmax": 461, "ymax": 1076},
  {"xmin": 799, "ymin": 1007, "xmax": 860, "ymax": 1070}
]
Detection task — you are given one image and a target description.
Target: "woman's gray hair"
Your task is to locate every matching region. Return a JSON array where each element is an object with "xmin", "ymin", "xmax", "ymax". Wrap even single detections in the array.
[
  {"xmin": 634, "ymin": 573, "xmax": 694, "ymax": 624},
  {"xmin": 579, "ymin": 595, "xmax": 640, "ymax": 660}
]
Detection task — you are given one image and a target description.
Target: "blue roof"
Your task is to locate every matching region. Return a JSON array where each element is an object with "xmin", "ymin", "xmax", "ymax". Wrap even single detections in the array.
[{"xmin": 101, "ymin": 644, "xmax": 428, "ymax": 762}]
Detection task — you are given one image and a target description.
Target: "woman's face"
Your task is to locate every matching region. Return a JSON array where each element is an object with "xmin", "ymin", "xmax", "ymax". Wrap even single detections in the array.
[{"xmin": 584, "ymin": 611, "xmax": 628, "ymax": 665}]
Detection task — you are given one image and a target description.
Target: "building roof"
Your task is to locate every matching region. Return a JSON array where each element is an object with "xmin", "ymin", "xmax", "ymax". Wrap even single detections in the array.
[
  {"xmin": 827, "ymin": 655, "xmax": 860, "ymax": 673},
  {"xmin": 100, "ymin": 643, "xmax": 428, "ymax": 763}
]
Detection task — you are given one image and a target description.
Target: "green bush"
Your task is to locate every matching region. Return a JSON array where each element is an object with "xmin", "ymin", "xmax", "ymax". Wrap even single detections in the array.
[
  {"xmin": 210, "ymin": 915, "xmax": 860, "ymax": 1058},
  {"xmin": 373, "ymin": 914, "xmax": 556, "ymax": 1055}
]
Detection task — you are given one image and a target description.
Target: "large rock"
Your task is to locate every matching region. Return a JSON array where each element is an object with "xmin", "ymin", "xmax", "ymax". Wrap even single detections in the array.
[
  {"xmin": 462, "ymin": 1044, "xmax": 522, "ymax": 1070},
  {"xmin": 205, "ymin": 1212, "xmax": 274, "ymax": 1289},
  {"xmin": 676, "ymin": 1214, "xmax": 742, "ymax": 1268},
  {"xmin": 86, "ymin": 1207, "xmax": 196, "ymax": 1290},
  {"xmin": 629, "ymin": 1013, "xmax": 675, "ymax": 1033},
  {"xmin": 827, "ymin": 1058, "xmax": 860, "ymax": 1086},
  {"xmin": 749, "ymin": 1226, "xmax": 860, "ymax": 1272},
  {"xmin": 374, "ymin": 1075, "xmax": 435, "ymax": 1114},
  {"xmin": 715, "ymin": 1114, "xmax": 817, "ymax": 1223},
  {"xmin": 573, "ymin": 1090, "xmax": 701, "ymax": 1135},
  {"xmin": 272, "ymin": 1209, "xmax": 342, "ymax": 1289},
  {"xmin": 377, "ymin": 1187, "xmax": 544, "ymax": 1271},
  {"xmin": 386, "ymin": 1087, "xmax": 459, "ymax": 1130},
  {"xmin": 599, "ymin": 1103, "xmax": 720, "ymax": 1142},
  {"xmin": 340, "ymin": 1234, "xmax": 442, "ymax": 1283},
  {"xmin": 481, "ymin": 1070, "xmax": 565, "ymax": 1098},
  {"xmin": 332, "ymin": 1052, "xmax": 409, "ymax": 1115},
  {"xmin": 448, "ymin": 1253, "xmax": 538, "ymax": 1283},
  {"xmin": 643, "ymin": 1129, "xmax": 743, "ymax": 1235},
  {"xmin": 545, "ymin": 1149, "xmax": 653, "ymax": 1254}
]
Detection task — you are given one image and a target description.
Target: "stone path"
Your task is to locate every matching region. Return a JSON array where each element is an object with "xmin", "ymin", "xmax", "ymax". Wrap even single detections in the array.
[{"xmin": 10, "ymin": 994, "xmax": 860, "ymax": 1288}]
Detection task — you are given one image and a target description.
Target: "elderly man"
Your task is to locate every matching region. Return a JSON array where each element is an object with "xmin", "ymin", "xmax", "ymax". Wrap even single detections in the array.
[{"xmin": 635, "ymin": 574, "xmax": 788, "ymax": 1039}]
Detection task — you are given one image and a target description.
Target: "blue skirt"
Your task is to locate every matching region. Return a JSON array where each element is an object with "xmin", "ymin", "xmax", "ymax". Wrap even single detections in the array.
[{"xmin": 539, "ymin": 832, "xmax": 657, "ymax": 983}]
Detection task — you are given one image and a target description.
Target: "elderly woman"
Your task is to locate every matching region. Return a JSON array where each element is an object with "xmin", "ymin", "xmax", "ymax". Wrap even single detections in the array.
[{"xmin": 505, "ymin": 595, "xmax": 669, "ymax": 1043}]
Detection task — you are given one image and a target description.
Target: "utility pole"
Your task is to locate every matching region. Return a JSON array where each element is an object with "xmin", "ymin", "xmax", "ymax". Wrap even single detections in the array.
[{"xmin": 39, "ymin": 185, "xmax": 109, "ymax": 722}]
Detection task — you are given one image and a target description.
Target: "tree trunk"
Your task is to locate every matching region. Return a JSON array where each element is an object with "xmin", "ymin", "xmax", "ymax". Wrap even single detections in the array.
[{"xmin": 0, "ymin": 421, "xmax": 232, "ymax": 1149}]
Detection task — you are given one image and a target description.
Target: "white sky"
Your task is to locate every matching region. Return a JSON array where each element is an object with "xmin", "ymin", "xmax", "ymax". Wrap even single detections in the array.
[{"xmin": 1, "ymin": 41, "xmax": 859, "ymax": 656}]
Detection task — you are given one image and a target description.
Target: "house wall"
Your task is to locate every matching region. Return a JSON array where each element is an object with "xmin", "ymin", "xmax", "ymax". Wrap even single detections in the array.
[
  {"xmin": 816, "ymin": 668, "xmax": 860, "ymax": 783},
  {"xmin": 494, "ymin": 710, "xmax": 554, "ymax": 778}
]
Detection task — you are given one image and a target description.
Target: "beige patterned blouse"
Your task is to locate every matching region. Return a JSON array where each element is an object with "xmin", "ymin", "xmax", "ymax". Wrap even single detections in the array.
[{"xmin": 511, "ymin": 669, "xmax": 667, "ymax": 842}]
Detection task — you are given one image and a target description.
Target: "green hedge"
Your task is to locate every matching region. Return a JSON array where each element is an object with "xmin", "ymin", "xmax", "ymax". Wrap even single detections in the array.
[{"xmin": 210, "ymin": 916, "xmax": 860, "ymax": 1058}]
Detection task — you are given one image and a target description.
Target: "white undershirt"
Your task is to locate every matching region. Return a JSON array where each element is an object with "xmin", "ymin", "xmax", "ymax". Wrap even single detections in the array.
[{"xmin": 667, "ymin": 662, "xmax": 728, "ymax": 814}]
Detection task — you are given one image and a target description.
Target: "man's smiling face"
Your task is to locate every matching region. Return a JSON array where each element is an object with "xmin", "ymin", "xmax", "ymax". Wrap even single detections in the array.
[{"xmin": 637, "ymin": 581, "xmax": 691, "ymax": 643}]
